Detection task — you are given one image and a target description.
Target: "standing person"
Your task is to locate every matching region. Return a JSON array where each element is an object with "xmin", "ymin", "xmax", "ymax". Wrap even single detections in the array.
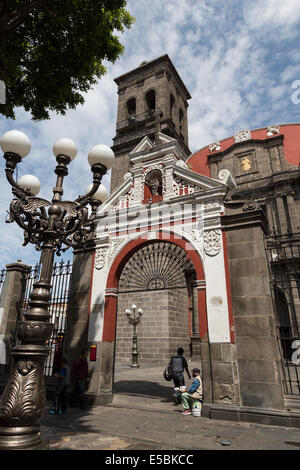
[
  {"xmin": 70, "ymin": 349, "xmax": 89, "ymax": 410},
  {"xmin": 169, "ymin": 347, "xmax": 191, "ymax": 404},
  {"xmin": 50, "ymin": 358, "xmax": 70, "ymax": 415},
  {"xmin": 181, "ymin": 368, "xmax": 203, "ymax": 416}
]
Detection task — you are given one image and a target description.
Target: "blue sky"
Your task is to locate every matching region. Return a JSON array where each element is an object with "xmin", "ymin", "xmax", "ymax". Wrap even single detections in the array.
[{"xmin": 0, "ymin": 0, "xmax": 300, "ymax": 267}]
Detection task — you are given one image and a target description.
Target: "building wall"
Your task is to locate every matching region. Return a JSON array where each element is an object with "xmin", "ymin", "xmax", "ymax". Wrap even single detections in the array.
[
  {"xmin": 115, "ymin": 288, "xmax": 190, "ymax": 365},
  {"xmin": 223, "ymin": 210, "xmax": 285, "ymax": 410}
]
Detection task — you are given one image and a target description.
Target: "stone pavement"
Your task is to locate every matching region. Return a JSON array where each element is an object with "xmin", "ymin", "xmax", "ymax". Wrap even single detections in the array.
[{"xmin": 40, "ymin": 362, "xmax": 300, "ymax": 451}]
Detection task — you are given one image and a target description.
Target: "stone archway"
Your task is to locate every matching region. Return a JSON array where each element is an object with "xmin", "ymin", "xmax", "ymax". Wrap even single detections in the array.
[
  {"xmin": 97, "ymin": 232, "xmax": 207, "ymax": 397},
  {"xmin": 102, "ymin": 231, "xmax": 207, "ymax": 346},
  {"xmin": 115, "ymin": 241, "xmax": 196, "ymax": 365}
]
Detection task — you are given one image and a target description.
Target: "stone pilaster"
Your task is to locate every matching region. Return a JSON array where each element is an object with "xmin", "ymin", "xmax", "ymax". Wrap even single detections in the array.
[
  {"xmin": 222, "ymin": 205, "xmax": 284, "ymax": 410},
  {"xmin": 0, "ymin": 261, "xmax": 31, "ymax": 342}
]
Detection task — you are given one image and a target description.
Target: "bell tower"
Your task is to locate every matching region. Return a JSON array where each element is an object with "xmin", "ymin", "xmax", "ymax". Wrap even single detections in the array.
[{"xmin": 110, "ymin": 54, "xmax": 192, "ymax": 192}]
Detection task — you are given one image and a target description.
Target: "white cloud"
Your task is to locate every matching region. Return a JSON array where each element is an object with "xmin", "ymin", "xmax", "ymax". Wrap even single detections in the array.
[{"xmin": 1, "ymin": 0, "xmax": 300, "ymax": 266}]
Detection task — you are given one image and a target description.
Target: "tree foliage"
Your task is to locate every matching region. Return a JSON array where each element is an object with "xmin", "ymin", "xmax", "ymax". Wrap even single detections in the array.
[{"xmin": 0, "ymin": 0, "xmax": 134, "ymax": 120}]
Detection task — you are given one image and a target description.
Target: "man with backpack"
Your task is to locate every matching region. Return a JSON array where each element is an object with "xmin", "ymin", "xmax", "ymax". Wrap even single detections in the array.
[{"xmin": 169, "ymin": 347, "xmax": 191, "ymax": 404}]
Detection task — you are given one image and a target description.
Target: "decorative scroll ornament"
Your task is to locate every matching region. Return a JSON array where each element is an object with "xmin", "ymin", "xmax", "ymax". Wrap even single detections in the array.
[
  {"xmin": 234, "ymin": 130, "xmax": 251, "ymax": 143},
  {"xmin": 173, "ymin": 178, "xmax": 202, "ymax": 197},
  {"xmin": 243, "ymin": 201, "xmax": 261, "ymax": 212},
  {"xmin": 175, "ymin": 160, "xmax": 189, "ymax": 169},
  {"xmin": 107, "ymin": 234, "xmax": 131, "ymax": 267},
  {"xmin": 209, "ymin": 142, "xmax": 221, "ymax": 153},
  {"xmin": 267, "ymin": 125, "xmax": 280, "ymax": 136},
  {"xmin": 95, "ymin": 247, "xmax": 108, "ymax": 270},
  {"xmin": 203, "ymin": 229, "xmax": 222, "ymax": 256}
]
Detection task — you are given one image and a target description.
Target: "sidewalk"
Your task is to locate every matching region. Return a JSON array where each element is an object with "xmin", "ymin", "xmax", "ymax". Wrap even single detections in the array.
[{"xmin": 40, "ymin": 362, "xmax": 300, "ymax": 450}]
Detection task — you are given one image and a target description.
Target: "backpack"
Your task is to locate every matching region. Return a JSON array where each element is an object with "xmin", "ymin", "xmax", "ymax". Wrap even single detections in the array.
[{"xmin": 163, "ymin": 364, "xmax": 173, "ymax": 381}]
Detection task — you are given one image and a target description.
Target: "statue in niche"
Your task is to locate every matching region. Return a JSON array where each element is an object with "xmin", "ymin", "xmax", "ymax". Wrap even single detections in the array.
[
  {"xmin": 145, "ymin": 169, "xmax": 162, "ymax": 197},
  {"xmin": 241, "ymin": 156, "xmax": 251, "ymax": 172}
]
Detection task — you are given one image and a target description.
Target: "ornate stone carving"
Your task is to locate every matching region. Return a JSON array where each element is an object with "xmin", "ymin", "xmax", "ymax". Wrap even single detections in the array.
[
  {"xmin": 243, "ymin": 201, "xmax": 261, "ymax": 212},
  {"xmin": 107, "ymin": 234, "xmax": 131, "ymax": 267},
  {"xmin": 203, "ymin": 229, "xmax": 222, "ymax": 256},
  {"xmin": 95, "ymin": 247, "xmax": 108, "ymax": 270},
  {"xmin": 209, "ymin": 142, "xmax": 221, "ymax": 152},
  {"xmin": 234, "ymin": 130, "xmax": 251, "ymax": 143},
  {"xmin": 267, "ymin": 125, "xmax": 280, "ymax": 136},
  {"xmin": 173, "ymin": 178, "xmax": 202, "ymax": 197},
  {"xmin": 175, "ymin": 160, "xmax": 189, "ymax": 169},
  {"xmin": 142, "ymin": 163, "xmax": 164, "ymax": 184}
]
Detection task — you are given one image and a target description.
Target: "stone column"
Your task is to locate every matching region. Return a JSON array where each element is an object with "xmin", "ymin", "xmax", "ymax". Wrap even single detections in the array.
[
  {"xmin": 276, "ymin": 196, "xmax": 287, "ymax": 234},
  {"xmin": 63, "ymin": 249, "xmax": 94, "ymax": 375},
  {"xmin": 0, "ymin": 261, "xmax": 31, "ymax": 343},
  {"xmin": 222, "ymin": 205, "xmax": 284, "ymax": 412}
]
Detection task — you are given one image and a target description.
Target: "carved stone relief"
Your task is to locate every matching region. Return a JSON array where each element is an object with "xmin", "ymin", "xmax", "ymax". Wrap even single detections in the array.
[
  {"xmin": 209, "ymin": 142, "xmax": 221, "ymax": 153},
  {"xmin": 234, "ymin": 130, "xmax": 251, "ymax": 143},
  {"xmin": 95, "ymin": 247, "xmax": 108, "ymax": 270},
  {"xmin": 267, "ymin": 125, "xmax": 280, "ymax": 136},
  {"xmin": 203, "ymin": 229, "xmax": 222, "ymax": 256}
]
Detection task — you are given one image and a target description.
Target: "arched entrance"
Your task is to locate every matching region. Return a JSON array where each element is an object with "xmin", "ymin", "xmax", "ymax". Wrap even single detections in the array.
[
  {"xmin": 116, "ymin": 241, "xmax": 196, "ymax": 365},
  {"xmin": 102, "ymin": 232, "xmax": 207, "ymax": 399}
]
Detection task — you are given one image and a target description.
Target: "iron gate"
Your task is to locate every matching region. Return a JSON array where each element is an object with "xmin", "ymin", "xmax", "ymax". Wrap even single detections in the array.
[
  {"xmin": 17, "ymin": 259, "xmax": 72, "ymax": 376},
  {"xmin": 265, "ymin": 232, "xmax": 300, "ymax": 395}
]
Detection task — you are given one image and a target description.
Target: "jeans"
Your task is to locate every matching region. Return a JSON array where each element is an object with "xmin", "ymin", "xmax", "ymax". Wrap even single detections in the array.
[{"xmin": 53, "ymin": 384, "xmax": 68, "ymax": 413}]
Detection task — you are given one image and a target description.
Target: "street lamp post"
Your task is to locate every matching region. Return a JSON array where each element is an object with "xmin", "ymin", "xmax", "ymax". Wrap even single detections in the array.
[
  {"xmin": 0, "ymin": 130, "xmax": 114, "ymax": 449},
  {"xmin": 126, "ymin": 305, "xmax": 143, "ymax": 368}
]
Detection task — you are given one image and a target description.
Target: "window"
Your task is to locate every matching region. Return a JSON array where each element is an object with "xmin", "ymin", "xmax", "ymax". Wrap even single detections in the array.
[
  {"xmin": 145, "ymin": 90, "xmax": 156, "ymax": 111},
  {"xmin": 170, "ymin": 94, "xmax": 175, "ymax": 115},
  {"xmin": 179, "ymin": 108, "xmax": 184, "ymax": 124},
  {"xmin": 126, "ymin": 98, "xmax": 136, "ymax": 117}
]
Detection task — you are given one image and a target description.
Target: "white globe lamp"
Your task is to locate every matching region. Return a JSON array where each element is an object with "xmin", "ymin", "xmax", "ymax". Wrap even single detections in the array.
[
  {"xmin": 53, "ymin": 138, "xmax": 77, "ymax": 161},
  {"xmin": 17, "ymin": 174, "xmax": 41, "ymax": 195},
  {"xmin": 88, "ymin": 144, "xmax": 114, "ymax": 170},
  {"xmin": 86, "ymin": 183, "xmax": 107, "ymax": 203},
  {"xmin": 0, "ymin": 130, "xmax": 31, "ymax": 158}
]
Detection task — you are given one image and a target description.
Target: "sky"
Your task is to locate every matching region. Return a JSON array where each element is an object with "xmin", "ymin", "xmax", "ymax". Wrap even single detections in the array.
[{"xmin": 0, "ymin": 0, "xmax": 300, "ymax": 268}]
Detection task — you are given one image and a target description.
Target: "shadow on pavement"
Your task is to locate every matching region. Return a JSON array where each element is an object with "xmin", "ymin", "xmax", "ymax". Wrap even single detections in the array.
[{"xmin": 113, "ymin": 379, "xmax": 173, "ymax": 401}]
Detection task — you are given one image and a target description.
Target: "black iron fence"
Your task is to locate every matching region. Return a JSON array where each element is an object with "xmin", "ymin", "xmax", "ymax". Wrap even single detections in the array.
[
  {"xmin": 265, "ymin": 232, "xmax": 300, "ymax": 395},
  {"xmin": 18, "ymin": 259, "xmax": 73, "ymax": 376}
]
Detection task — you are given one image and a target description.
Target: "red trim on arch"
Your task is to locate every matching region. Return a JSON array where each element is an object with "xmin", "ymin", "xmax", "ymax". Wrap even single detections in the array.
[
  {"xmin": 222, "ymin": 229, "xmax": 235, "ymax": 343},
  {"xmin": 103, "ymin": 231, "xmax": 207, "ymax": 342},
  {"xmin": 102, "ymin": 295, "xmax": 118, "ymax": 342},
  {"xmin": 106, "ymin": 231, "xmax": 205, "ymax": 289},
  {"xmin": 197, "ymin": 288, "xmax": 208, "ymax": 339}
]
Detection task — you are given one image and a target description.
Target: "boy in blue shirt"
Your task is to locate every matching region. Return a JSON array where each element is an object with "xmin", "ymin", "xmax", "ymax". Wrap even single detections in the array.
[{"xmin": 180, "ymin": 368, "xmax": 203, "ymax": 415}]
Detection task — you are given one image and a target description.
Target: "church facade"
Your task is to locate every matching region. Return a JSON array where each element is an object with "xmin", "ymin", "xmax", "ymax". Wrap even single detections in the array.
[{"xmin": 15, "ymin": 55, "xmax": 299, "ymax": 425}]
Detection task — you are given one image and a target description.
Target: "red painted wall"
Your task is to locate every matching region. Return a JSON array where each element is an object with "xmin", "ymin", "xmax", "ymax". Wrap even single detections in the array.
[{"xmin": 187, "ymin": 123, "xmax": 300, "ymax": 177}]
